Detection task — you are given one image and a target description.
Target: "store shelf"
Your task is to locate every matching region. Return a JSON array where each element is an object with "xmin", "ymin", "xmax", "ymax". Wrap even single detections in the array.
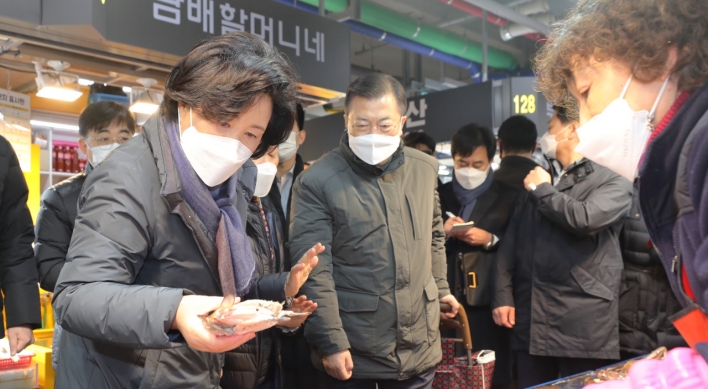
[{"xmin": 40, "ymin": 171, "xmax": 76, "ymax": 177}]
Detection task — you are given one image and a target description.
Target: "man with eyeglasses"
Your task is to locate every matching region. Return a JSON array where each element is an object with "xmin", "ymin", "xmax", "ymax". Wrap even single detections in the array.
[
  {"xmin": 34, "ymin": 101, "xmax": 136, "ymax": 369},
  {"xmin": 289, "ymin": 73, "xmax": 459, "ymax": 389}
]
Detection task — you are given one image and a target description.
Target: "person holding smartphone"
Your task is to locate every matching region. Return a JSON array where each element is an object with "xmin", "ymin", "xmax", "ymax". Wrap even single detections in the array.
[{"xmin": 439, "ymin": 123, "xmax": 527, "ymax": 389}]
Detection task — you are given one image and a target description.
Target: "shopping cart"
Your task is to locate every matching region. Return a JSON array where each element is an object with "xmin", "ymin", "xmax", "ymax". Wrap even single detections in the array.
[{"xmin": 432, "ymin": 303, "xmax": 496, "ymax": 389}]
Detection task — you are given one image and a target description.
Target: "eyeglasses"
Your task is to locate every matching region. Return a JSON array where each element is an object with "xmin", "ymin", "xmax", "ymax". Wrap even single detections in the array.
[
  {"xmin": 86, "ymin": 137, "xmax": 131, "ymax": 150},
  {"xmin": 350, "ymin": 118, "xmax": 404, "ymax": 136}
]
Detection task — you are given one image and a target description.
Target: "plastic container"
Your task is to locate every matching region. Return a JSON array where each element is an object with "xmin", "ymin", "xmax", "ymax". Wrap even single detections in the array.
[
  {"xmin": 0, "ymin": 363, "xmax": 37, "ymax": 389},
  {"xmin": 0, "ymin": 351, "xmax": 35, "ymax": 371}
]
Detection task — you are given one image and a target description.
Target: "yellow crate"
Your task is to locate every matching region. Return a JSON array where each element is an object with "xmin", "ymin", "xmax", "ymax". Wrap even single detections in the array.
[{"xmin": 26, "ymin": 344, "xmax": 54, "ymax": 389}]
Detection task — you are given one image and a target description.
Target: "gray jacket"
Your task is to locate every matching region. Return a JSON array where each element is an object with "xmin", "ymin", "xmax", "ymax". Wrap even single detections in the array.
[
  {"xmin": 494, "ymin": 159, "xmax": 632, "ymax": 359},
  {"xmin": 290, "ymin": 133, "xmax": 450, "ymax": 380},
  {"xmin": 53, "ymin": 115, "xmax": 280, "ymax": 389}
]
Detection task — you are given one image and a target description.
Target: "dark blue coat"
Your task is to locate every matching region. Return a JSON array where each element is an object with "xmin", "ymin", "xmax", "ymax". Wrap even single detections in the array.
[{"xmin": 639, "ymin": 80, "xmax": 708, "ymax": 360}]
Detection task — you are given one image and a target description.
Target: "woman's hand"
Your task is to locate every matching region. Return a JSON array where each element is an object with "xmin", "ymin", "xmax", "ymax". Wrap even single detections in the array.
[
  {"xmin": 172, "ymin": 295, "xmax": 255, "ymax": 353},
  {"xmin": 285, "ymin": 243, "xmax": 324, "ymax": 297},
  {"xmin": 280, "ymin": 295, "xmax": 318, "ymax": 328}
]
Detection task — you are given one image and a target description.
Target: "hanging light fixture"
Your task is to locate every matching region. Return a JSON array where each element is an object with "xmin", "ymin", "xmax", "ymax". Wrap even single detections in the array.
[
  {"xmin": 129, "ymin": 78, "xmax": 162, "ymax": 115},
  {"xmin": 33, "ymin": 61, "xmax": 83, "ymax": 102}
]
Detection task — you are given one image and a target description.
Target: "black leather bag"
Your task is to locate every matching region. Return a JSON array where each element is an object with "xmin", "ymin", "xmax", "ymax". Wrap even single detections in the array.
[{"xmin": 458, "ymin": 251, "xmax": 495, "ymax": 306}]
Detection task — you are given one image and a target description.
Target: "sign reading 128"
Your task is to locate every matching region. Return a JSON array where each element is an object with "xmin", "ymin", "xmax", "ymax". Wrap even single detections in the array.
[{"xmin": 513, "ymin": 94, "xmax": 536, "ymax": 114}]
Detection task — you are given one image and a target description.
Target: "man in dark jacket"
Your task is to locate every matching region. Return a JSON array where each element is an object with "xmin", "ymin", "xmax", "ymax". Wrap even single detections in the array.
[
  {"xmin": 439, "ymin": 123, "xmax": 527, "ymax": 389},
  {"xmin": 35, "ymin": 101, "xmax": 136, "ymax": 292},
  {"xmin": 492, "ymin": 122, "xmax": 632, "ymax": 388},
  {"xmin": 274, "ymin": 103, "xmax": 306, "ymax": 236},
  {"xmin": 34, "ymin": 101, "xmax": 136, "ymax": 369},
  {"xmin": 290, "ymin": 73, "xmax": 459, "ymax": 388},
  {"xmin": 618, "ymin": 183, "xmax": 685, "ymax": 359},
  {"xmin": 494, "ymin": 115, "xmax": 539, "ymax": 189},
  {"xmin": 223, "ymin": 147, "xmax": 314, "ymax": 389},
  {"xmin": 270, "ymin": 104, "xmax": 320, "ymax": 389},
  {"xmin": 0, "ymin": 133, "xmax": 41, "ymax": 357}
]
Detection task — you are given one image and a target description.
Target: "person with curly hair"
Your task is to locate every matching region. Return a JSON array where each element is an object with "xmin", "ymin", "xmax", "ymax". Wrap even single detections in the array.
[{"xmin": 534, "ymin": 0, "xmax": 708, "ymax": 385}]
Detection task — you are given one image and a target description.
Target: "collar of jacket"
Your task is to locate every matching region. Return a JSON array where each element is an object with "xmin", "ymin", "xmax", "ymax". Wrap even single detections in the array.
[
  {"xmin": 339, "ymin": 130, "xmax": 405, "ymax": 177},
  {"xmin": 500, "ymin": 155, "xmax": 537, "ymax": 171},
  {"xmin": 141, "ymin": 113, "xmax": 223, "ymax": 287},
  {"xmin": 555, "ymin": 158, "xmax": 594, "ymax": 192},
  {"xmin": 84, "ymin": 160, "xmax": 94, "ymax": 177},
  {"xmin": 640, "ymin": 82, "xmax": 708, "ymax": 229}
]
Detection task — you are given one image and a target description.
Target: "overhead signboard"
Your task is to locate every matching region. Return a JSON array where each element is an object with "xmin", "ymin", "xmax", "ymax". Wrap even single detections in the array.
[
  {"xmin": 403, "ymin": 82, "xmax": 494, "ymax": 143},
  {"xmin": 0, "ymin": 89, "xmax": 32, "ymax": 172},
  {"xmin": 39, "ymin": 0, "xmax": 351, "ymax": 93}
]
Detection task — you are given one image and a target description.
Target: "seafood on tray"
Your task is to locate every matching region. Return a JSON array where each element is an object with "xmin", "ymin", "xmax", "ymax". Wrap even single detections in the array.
[{"xmin": 200, "ymin": 295, "xmax": 310, "ymax": 336}]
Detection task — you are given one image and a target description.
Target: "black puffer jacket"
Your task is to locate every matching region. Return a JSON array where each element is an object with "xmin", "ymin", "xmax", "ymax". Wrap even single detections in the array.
[
  {"xmin": 52, "ymin": 116, "xmax": 287, "ymax": 389},
  {"xmin": 0, "ymin": 135, "xmax": 41, "ymax": 339},
  {"xmin": 619, "ymin": 185, "xmax": 685, "ymax": 356},
  {"xmin": 35, "ymin": 165, "xmax": 92, "ymax": 292},
  {"xmin": 222, "ymin": 193, "xmax": 287, "ymax": 389}
]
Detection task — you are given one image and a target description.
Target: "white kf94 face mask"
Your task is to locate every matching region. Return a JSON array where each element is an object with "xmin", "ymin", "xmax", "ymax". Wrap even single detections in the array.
[
  {"xmin": 574, "ymin": 75, "xmax": 670, "ymax": 181},
  {"xmin": 539, "ymin": 126, "xmax": 571, "ymax": 160},
  {"xmin": 455, "ymin": 166, "xmax": 489, "ymax": 190},
  {"xmin": 254, "ymin": 162, "xmax": 277, "ymax": 198},
  {"xmin": 278, "ymin": 131, "xmax": 299, "ymax": 162},
  {"xmin": 348, "ymin": 130, "xmax": 402, "ymax": 166},
  {"xmin": 179, "ymin": 107, "xmax": 253, "ymax": 187},
  {"xmin": 88, "ymin": 143, "xmax": 121, "ymax": 167}
]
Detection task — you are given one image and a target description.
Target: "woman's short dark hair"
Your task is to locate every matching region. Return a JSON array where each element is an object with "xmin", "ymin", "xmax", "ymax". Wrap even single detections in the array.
[
  {"xmin": 403, "ymin": 131, "xmax": 436, "ymax": 152},
  {"xmin": 497, "ymin": 115, "xmax": 538, "ymax": 155},
  {"xmin": 79, "ymin": 101, "xmax": 136, "ymax": 138},
  {"xmin": 161, "ymin": 32, "xmax": 299, "ymax": 158},
  {"xmin": 345, "ymin": 73, "xmax": 407, "ymax": 115},
  {"xmin": 451, "ymin": 123, "xmax": 496, "ymax": 161}
]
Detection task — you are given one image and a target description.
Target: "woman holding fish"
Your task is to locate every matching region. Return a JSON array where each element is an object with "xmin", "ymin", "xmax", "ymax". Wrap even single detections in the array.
[{"xmin": 51, "ymin": 32, "xmax": 322, "ymax": 389}]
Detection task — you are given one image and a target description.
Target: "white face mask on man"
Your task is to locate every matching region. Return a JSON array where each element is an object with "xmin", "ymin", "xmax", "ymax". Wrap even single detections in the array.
[
  {"xmin": 347, "ymin": 119, "xmax": 403, "ymax": 166},
  {"xmin": 455, "ymin": 166, "xmax": 489, "ymax": 190},
  {"xmin": 254, "ymin": 162, "xmax": 277, "ymax": 198},
  {"xmin": 539, "ymin": 126, "xmax": 571, "ymax": 160},
  {"xmin": 179, "ymin": 107, "xmax": 254, "ymax": 187},
  {"xmin": 278, "ymin": 131, "xmax": 299, "ymax": 162},
  {"xmin": 88, "ymin": 143, "xmax": 121, "ymax": 167},
  {"xmin": 574, "ymin": 75, "xmax": 670, "ymax": 181}
]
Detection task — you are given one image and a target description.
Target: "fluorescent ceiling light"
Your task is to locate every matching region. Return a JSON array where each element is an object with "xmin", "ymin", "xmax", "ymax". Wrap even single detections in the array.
[
  {"xmin": 122, "ymin": 86, "xmax": 132, "ymax": 94},
  {"xmin": 30, "ymin": 120, "xmax": 79, "ymax": 131},
  {"xmin": 129, "ymin": 102, "xmax": 159, "ymax": 115},
  {"xmin": 36, "ymin": 86, "xmax": 83, "ymax": 102},
  {"xmin": 78, "ymin": 78, "xmax": 94, "ymax": 86}
]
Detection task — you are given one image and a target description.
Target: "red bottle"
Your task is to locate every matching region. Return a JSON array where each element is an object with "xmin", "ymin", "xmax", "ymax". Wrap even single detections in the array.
[
  {"xmin": 52, "ymin": 145, "xmax": 59, "ymax": 172},
  {"xmin": 71, "ymin": 146, "xmax": 79, "ymax": 173},
  {"xmin": 62, "ymin": 146, "xmax": 69, "ymax": 172},
  {"xmin": 56, "ymin": 146, "xmax": 65, "ymax": 172}
]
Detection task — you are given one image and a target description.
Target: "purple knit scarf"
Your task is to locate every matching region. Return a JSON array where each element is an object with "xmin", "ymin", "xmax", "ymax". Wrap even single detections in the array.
[{"xmin": 165, "ymin": 119, "xmax": 254, "ymax": 296}]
